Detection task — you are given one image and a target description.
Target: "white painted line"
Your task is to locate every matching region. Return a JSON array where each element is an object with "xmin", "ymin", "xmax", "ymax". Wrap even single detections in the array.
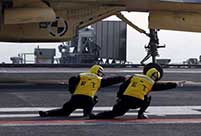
[
  {"xmin": 146, "ymin": 106, "xmax": 201, "ymax": 116},
  {"xmin": 0, "ymin": 106, "xmax": 200, "ymax": 118},
  {"xmin": 0, "ymin": 113, "xmax": 83, "ymax": 118},
  {"xmin": 0, "ymin": 113, "xmax": 138, "ymax": 118},
  {"xmin": 0, "ymin": 114, "xmax": 38, "ymax": 118},
  {"xmin": 0, "ymin": 107, "xmax": 113, "ymax": 112},
  {"xmin": 0, "ymin": 106, "xmax": 192, "ymax": 111},
  {"xmin": 0, "ymin": 106, "xmax": 201, "ymax": 112},
  {"xmin": 0, "ymin": 107, "xmax": 58, "ymax": 112}
]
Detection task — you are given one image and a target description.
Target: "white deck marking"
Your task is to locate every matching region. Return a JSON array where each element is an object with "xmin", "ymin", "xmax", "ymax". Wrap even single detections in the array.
[{"xmin": 0, "ymin": 106, "xmax": 200, "ymax": 118}]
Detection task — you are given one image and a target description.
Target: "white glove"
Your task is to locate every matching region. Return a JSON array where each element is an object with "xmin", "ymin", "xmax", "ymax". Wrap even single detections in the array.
[{"xmin": 177, "ymin": 80, "xmax": 186, "ymax": 87}]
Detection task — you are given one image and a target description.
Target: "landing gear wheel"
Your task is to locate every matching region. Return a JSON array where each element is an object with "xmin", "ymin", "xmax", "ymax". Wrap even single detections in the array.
[{"xmin": 143, "ymin": 63, "xmax": 163, "ymax": 80}]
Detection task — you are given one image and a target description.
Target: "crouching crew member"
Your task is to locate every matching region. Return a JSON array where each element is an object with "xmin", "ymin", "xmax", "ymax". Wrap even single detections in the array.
[
  {"xmin": 90, "ymin": 67, "xmax": 183, "ymax": 119},
  {"xmin": 39, "ymin": 64, "xmax": 126, "ymax": 117}
]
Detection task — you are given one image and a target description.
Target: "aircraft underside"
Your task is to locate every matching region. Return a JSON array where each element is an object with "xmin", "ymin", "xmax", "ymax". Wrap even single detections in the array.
[{"xmin": 0, "ymin": 0, "xmax": 201, "ymax": 42}]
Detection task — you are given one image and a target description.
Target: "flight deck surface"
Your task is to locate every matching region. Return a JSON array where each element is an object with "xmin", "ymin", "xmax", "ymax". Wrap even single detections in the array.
[{"xmin": 0, "ymin": 68, "xmax": 201, "ymax": 135}]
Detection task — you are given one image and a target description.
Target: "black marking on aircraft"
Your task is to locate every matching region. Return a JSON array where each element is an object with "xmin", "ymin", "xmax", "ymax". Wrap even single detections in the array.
[{"xmin": 48, "ymin": 17, "xmax": 68, "ymax": 37}]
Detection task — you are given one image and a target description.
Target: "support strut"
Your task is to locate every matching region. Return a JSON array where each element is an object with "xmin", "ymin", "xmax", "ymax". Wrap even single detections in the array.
[
  {"xmin": 116, "ymin": 12, "xmax": 149, "ymax": 36},
  {"xmin": 116, "ymin": 13, "xmax": 165, "ymax": 64}
]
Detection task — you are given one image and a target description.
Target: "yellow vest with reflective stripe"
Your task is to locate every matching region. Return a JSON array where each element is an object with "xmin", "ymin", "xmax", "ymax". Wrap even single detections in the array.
[
  {"xmin": 123, "ymin": 74, "xmax": 154, "ymax": 100},
  {"xmin": 73, "ymin": 73, "xmax": 102, "ymax": 98}
]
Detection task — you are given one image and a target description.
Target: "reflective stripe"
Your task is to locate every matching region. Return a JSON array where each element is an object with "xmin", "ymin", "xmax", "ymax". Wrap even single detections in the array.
[
  {"xmin": 73, "ymin": 73, "xmax": 102, "ymax": 98},
  {"xmin": 123, "ymin": 74, "xmax": 154, "ymax": 100}
]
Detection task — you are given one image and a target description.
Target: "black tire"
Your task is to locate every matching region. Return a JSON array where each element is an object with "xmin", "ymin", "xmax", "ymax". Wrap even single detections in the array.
[{"xmin": 143, "ymin": 63, "xmax": 163, "ymax": 80}]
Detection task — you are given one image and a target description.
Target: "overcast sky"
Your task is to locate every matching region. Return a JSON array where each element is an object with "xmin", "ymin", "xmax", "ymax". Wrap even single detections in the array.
[{"xmin": 0, "ymin": 12, "xmax": 201, "ymax": 64}]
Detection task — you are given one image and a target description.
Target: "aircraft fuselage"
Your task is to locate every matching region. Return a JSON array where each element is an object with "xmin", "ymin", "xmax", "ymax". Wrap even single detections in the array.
[{"xmin": 0, "ymin": 0, "xmax": 201, "ymax": 42}]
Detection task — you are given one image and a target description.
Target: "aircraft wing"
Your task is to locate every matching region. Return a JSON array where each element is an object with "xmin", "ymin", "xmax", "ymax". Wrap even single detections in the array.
[{"xmin": 149, "ymin": 0, "xmax": 201, "ymax": 33}]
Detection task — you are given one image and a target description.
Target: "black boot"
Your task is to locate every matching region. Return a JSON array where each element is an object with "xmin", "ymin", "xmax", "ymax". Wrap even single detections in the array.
[
  {"xmin": 39, "ymin": 111, "xmax": 48, "ymax": 117},
  {"xmin": 88, "ymin": 113, "xmax": 96, "ymax": 119},
  {"xmin": 138, "ymin": 96, "xmax": 151, "ymax": 119},
  {"xmin": 138, "ymin": 113, "xmax": 148, "ymax": 119}
]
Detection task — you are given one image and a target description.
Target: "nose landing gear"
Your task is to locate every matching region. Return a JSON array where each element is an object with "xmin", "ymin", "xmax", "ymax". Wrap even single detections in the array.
[{"xmin": 140, "ymin": 29, "xmax": 165, "ymax": 65}]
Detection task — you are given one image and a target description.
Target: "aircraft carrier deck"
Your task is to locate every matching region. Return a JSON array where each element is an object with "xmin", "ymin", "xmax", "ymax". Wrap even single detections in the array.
[{"xmin": 0, "ymin": 66, "xmax": 201, "ymax": 136}]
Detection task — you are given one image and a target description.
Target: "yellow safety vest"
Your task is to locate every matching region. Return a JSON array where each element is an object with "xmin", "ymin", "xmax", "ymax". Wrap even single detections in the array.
[
  {"xmin": 123, "ymin": 74, "xmax": 154, "ymax": 100},
  {"xmin": 73, "ymin": 73, "xmax": 102, "ymax": 98}
]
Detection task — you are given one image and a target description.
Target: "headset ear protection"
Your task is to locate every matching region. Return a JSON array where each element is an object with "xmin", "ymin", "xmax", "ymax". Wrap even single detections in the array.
[{"xmin": 89, "ymin": 65, "xmax": 104, "ymax": 76}]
